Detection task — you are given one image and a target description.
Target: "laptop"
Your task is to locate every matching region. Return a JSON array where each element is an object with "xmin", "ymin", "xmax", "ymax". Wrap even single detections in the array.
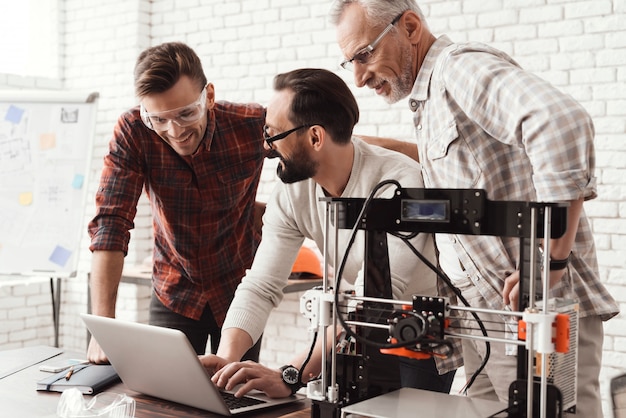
[{"xmin": 81, "ymin": 313, "xmax": 302, "ymax": 415}]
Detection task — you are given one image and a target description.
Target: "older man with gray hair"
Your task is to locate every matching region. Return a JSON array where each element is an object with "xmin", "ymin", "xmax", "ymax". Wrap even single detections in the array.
[{"xmin": 330, "ymin": 1, "xmax": 619, "ymax": 416}]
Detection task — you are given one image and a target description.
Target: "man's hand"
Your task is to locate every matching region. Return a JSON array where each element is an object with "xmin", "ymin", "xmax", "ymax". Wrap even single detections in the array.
[
  {"xmin": 205, "ymin": 358, "xmax": 292, "ymax": 399},
  {"xmin": 199, "ymin": 354, "xmax": 231, "ymax": 376},
  {"xmin": 87, "ymin": 336, "xmax": 110, "ymax": 364},
  {"xmin": 503, "ymin": 268, "xmax": 567, "ymax": 312},
  {"xmin": 502, "ymin": 270, "xmax": 520, "ymax": 311}
]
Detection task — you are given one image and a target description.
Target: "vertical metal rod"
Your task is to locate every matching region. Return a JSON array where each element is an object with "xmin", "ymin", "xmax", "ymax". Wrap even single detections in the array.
[
  {"xmin": 50, "ymin": 277, "xmax": 61, "ymax": 348},
  {"xmin": 330, "ymin": 202, "xmax": 340, "ymax": 399},
  {"xmin": 321, "ymin": 200, "xmax": 341, "ymax": 402},
  {"xmin": 526, "ymin": 207, "xmax": 538, "ymax": 418},
  {"xmin": 321, "ymin": 200, "xmax": 331, "ymax": 398},
  {"xmin": 528, "ymin": 208, "xmax": 538, "ymax": 310},
  {"xmin": 539, "ymin": 206, "xmax": 552, "ymax": 418}
]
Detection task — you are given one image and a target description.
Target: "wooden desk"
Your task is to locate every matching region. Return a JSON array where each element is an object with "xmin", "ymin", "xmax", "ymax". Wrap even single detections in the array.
[{"xmin": 0, "ymin": 346, "xmax": 310, "ymax": 418}]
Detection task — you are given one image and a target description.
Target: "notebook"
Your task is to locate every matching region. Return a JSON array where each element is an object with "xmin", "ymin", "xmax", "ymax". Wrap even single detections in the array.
[
  {"xmin": 36, "ymin": 364, "xmax": 120, "ymax": 394},
  {"xmin": 80, "ymin": 313, "xmax": 302, "ymax": 415}
]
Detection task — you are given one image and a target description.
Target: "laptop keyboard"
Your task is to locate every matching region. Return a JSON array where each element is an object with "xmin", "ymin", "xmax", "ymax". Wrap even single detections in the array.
[{"xmin": 220, "ymin": 391, "xmax": 267, "ymax": 410}]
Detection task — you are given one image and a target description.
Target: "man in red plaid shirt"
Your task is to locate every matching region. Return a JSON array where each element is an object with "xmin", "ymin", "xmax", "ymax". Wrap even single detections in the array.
[{"xmin": 87, "ymin": 42, "xmax": 267, "ymax": 364}]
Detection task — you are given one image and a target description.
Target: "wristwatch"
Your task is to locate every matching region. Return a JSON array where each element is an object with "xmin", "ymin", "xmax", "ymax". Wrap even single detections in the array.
[{"xmin": 280, "ymin": 365, "xmax": 303, "ymax": 395}]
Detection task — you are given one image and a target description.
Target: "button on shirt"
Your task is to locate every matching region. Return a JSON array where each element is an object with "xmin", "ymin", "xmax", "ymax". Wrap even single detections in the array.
[
  {"xmin": 410, "ymin": 35, "xmax": 618, "ymax": 320},
  {"xmin": 88, "ymin": 101, "xmax": 266, "ymax": 324}
]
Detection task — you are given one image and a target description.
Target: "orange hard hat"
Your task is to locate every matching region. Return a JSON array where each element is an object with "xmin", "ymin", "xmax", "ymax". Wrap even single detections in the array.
[{"xmin": 290, "ymin": 246, "xmax": 322, "ymax": 279}]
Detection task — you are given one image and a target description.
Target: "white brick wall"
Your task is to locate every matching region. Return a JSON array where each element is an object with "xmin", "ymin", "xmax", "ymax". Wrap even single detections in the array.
[
  {"xmin": 0, "ymin": 278, "xmax": 55, "ymax": 347},
  {"xmin": 1, "ymin": 0, "xmax": 624, "ymax": 415}
]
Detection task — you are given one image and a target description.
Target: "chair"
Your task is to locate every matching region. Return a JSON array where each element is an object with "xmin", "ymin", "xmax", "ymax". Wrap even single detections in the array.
[{"xmin": 612, "ymin": 373, "xmax": 626, "ymax": 418}]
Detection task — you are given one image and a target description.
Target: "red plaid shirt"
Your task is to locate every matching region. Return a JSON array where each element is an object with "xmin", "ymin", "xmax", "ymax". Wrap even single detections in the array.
[{"xmin": 89, "ymin": 101, "xmax": 266, "ymax": 324}]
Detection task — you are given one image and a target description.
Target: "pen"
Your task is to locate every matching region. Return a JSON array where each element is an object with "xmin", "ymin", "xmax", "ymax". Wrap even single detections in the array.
[{"xmin": 65, "ymin": 366, "xmax": 74, "ymax": 381}]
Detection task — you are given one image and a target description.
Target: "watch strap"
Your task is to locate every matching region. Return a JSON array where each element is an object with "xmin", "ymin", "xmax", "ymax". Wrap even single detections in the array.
[{"xmin": 549, "ymin": 252, "xmax": 571, "ymax": 271}]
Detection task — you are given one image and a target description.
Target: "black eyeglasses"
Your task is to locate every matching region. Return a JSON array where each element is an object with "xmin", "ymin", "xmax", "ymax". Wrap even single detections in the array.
[
  {"xmin": 263, "ymin": 124, "xmax": 312, "ymax": 149},
  {"xmin": 340, "ymin": 13, "xmax": 404, "ymax": 71}
]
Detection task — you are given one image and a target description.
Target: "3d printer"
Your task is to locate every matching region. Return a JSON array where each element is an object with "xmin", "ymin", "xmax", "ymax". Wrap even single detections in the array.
[{"xmin": 300, "ymin": 183, "xmax": 576, "ymax": 418}]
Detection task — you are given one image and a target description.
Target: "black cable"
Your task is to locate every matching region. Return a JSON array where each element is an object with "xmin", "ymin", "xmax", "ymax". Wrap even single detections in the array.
[
  {"xmin": 398, "ymin": 234, "xmax": 490, "ymax": 394},
  {"xmin": 331, "ymin": 180, "xmax": 451, "ymax": 355},
  {"xmin": 329, "ymin": 179, "xmax": 491, "ymax": 395},
  {"xmin": 298, "ymin": 329, "xmax": 318, "ymax": 384},
  {"xmin": 333, "ymin": 179, "xmax": 409, "ymax": 349}
]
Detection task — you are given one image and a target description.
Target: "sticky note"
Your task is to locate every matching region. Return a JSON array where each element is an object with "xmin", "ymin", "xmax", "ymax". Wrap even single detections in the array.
[
  {"xmin": 72, "ymin": 174, "xmax": 84, "ymax": 189},
  {"xmin": 5, "ymin": 105, "xmax": 25, "ymax": 124},
  {"xmin": 40, "ymin": 133, "xmax": 56, "ymax": 150},
  {"xmin": 18, "ymin": 192, "xmax": 33, "ymax": 206},
  {"xmin": 49, "ymin": 245, "xmax": 72, "ymax": 267}
]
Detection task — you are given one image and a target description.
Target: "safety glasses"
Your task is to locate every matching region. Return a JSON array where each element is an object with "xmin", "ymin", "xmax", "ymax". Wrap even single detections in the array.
[{"xmin": 140, "ymin": 86, "xmax": 207, "ymax": 131}]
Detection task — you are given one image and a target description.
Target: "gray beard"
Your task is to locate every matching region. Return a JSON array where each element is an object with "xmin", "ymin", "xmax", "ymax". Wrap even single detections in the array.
[{"xmin": 384, "ymin": 44, "xmax": 415, "ymax": 104}]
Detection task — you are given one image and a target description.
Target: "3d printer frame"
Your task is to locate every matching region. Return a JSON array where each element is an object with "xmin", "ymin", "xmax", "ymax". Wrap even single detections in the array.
[{"xmin": 304, "ymin": 186, "xmax": 571, "ymax": 418}]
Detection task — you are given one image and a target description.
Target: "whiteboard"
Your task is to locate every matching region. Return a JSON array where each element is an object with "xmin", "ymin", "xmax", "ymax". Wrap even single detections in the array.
[{"xmin": 0, "ymin": 91, "xmax": 99, "ymax": 277}]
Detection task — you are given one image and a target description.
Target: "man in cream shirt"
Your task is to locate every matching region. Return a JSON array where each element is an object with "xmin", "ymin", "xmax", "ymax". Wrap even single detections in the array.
[{"xmin": 201, "ymin": 68, "xmax": 460, "ymax": 398}]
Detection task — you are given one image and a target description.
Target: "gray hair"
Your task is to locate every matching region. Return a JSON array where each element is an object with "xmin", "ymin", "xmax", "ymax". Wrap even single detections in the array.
[{"xmin": 328, "ymin": 0, "xmax": 427, "ymax": 29}]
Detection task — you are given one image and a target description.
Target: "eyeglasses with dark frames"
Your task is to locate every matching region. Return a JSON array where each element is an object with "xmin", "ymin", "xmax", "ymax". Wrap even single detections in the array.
[
  {"xmin": 340, "ymin": 13, "xmax": 404, "ymax": 72},
  {"xmin": 263, "ymin": 124, "xmax": 312, "ymax": 149}
]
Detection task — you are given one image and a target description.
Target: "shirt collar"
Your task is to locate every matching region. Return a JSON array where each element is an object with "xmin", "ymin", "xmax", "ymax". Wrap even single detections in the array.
[
  {"xmin": 201, "ymin": 108, "xmax": 216, "ymax": 152},
  {"xmin": 408, "ymin": 35, "xmax": 454, "ymax": 111}
]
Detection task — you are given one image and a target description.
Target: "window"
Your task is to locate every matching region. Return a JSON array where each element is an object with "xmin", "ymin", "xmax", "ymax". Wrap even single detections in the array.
[{"xmin": 0, "ymin": 0, "xmax": 60, "ymax": 79}]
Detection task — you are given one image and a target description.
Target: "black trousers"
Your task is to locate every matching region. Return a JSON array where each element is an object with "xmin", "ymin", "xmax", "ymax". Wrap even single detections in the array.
[{"xmin": 149, "ymin": 293, "xmax": 262, "ymax": 361}]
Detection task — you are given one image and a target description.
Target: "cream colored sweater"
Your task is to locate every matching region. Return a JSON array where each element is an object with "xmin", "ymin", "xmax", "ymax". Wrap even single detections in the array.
[{"xmin": 222, "ymin": 139, "xmax": 437, "ymax": 343}]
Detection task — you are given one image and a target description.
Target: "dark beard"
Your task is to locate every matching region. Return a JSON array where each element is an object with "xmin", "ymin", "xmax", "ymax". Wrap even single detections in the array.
[{"xmin": 276, "ymin": 142, "xmax": 318, "ymax": 184}]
